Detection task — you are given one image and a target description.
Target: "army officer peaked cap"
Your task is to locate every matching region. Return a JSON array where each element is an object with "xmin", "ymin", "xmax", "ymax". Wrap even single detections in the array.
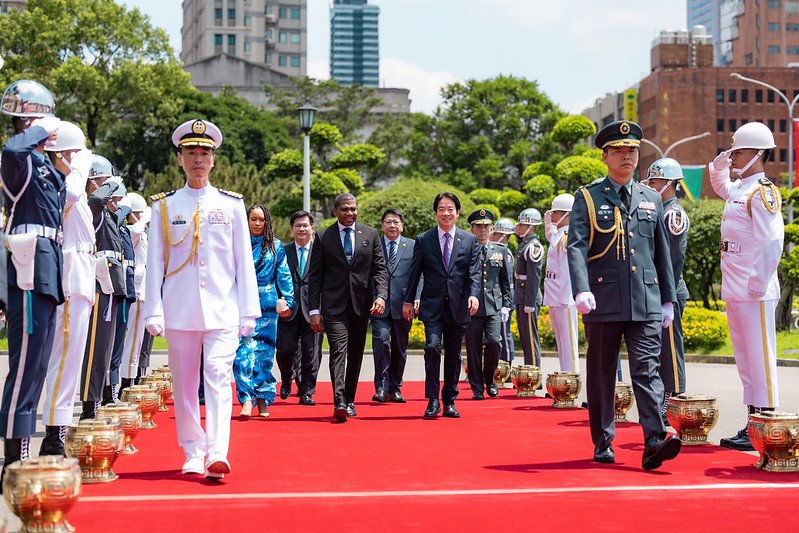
[
  {"xmin": 468, "ymin": 208, "xmax": 495, "ymax": 225},
  {"xmin": 595, "ymin": 120, "xmax": 642, "ymax": 149},
  {"xmin": 172, "ymin": 119, "xmax": 223, "ymax": 149}
]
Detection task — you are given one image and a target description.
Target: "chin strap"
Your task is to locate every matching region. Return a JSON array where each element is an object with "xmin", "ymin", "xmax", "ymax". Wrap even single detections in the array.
[{"xmin": 732, "ymin": 149, "xmax": 764, "ymax": 176}]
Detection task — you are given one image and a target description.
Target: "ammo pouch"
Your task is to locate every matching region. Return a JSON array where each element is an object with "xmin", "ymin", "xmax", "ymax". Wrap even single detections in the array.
[
  {"xmin": 6, "ymin": 232, "xmax": 37, "ymax": 291},
  {"xmin": 95, "ymin": 256, "xmax": 114, "ymax": 295}
]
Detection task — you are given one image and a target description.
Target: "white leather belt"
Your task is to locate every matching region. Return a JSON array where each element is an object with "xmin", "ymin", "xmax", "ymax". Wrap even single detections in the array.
[
  {"xmin": 65, "ymin": 242, "xmax": 95, "ymax": 254},
  {"xmin": 516, "ymin": 274, "xmax": 527, "ymax": 280},
  {"xmin": 123, "ymin": 260, "xmax": 136, "ymax": 268},
  {"xmin": 96, "ymin": 250, "xmax": 123, "ymax": 260},
  {"xmin": 11, "ymin": 224, "xmax": 63, "ymax": 245}
]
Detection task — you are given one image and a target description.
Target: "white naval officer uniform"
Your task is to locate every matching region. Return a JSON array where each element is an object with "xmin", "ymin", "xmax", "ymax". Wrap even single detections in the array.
[
  {"xmin": 543, "ymin": 225, "xmax": 579, "ymax": 372},
  {"xmin": 710, "ymin": 170, "xmax": 784, "ymax": 409},
  {"xmin": 42, "ymin": 150, "xmax": 96, "ymax": 427},
  {"xmin": 143, "ymin": 182, "xmax": 259, "ymax": 471},
  {"xmin": 121, "ymin": 214, "xmax": 149, "ymax": 381}
]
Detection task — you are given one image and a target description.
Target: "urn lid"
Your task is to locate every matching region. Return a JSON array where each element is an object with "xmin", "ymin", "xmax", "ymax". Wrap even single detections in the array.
[
  {"xmin": 671, "ymin": 393, "xmax": 717, "ymax": 403},
  {"xmin": 5, "ymin": 456, "xmax": 79, "ymax": 472},
  {"xmin": 749, "ymin": 410, "xmax": 799, "ymax": 421}
]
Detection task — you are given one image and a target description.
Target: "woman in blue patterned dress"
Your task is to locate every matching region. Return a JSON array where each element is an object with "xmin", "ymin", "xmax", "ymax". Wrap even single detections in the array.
[{"xmin": 234, "ymin": 205, "xmax": 294, "ymax": 418}]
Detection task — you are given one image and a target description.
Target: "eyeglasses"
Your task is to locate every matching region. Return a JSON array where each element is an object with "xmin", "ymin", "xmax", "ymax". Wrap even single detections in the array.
[
  {"xmin": 382, "ymin": 220, "xmax": 403, "ymax": 226},
  {"xmin": 292, "ymin": 224, "xmax": 312, "ymax": 229}
]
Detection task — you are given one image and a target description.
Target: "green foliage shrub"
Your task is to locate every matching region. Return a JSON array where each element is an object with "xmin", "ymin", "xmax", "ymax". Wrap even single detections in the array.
[
  {"xmin": 469, "ymin": 188, "xmax": 503, "ymax": 206},
  {"xmin": 682, "ymin": 306, "xmax": 728, "ymax": 351}
]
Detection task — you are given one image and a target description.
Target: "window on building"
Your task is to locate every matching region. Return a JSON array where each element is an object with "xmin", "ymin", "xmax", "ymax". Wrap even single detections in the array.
[
  {"xmin": 717, "ymin": 89, "xmax": 725, "ymax": 103},
  {"xmin": 215, "ymin": 8, "xmax": 222, "ymax": 25},
  {"xmin": 779, "ymin": 148, "xmax": 787, "ymax": 162},
  {"xmin": 291, "ymin": 8, "xmax": 301, "ymax": 19},
  {"xmin": 290, "ymin": 32, "xmax": 301, "ymax": 44},
  {"xmin": 290, "ymin": 55, "xmax": 301, "ymax": 67},
  {"xmin": 244, "ymin": 41, "xmax": 252, "ymax": 53},
  {"xmin": 768, "ymin": 150, "xmax": 776, "ymax": 162},
  {"xmin": 745, "ymin": 52, "xmax": 754, "ymax": 64},
  {"xmin": 265, "ymin": 52, "xmax": 272, "ymax": 64},
  {"xmin": 788, "ymin": 23, "xmax": 799, "ymax": 31},
  {"xmin": 780, "ymin": 119, "xmax": 788, "ymax": 132},
  {"xmin": 768, "ymin": 90, "xmax": 775, "ymax": 103},
  {"xmin": 755, "ymin": 89, "xmax": 763, "ymax": 102},
  {"xmin": 768, "ymin": 119, "xmax": 776, "ymax": 130},
  {"xmin": 279, "ymin": 55, "xmax": 287, "ymax": 67},
  {"xmin": 729, "ymin": 119, "xmax": 737, "ymax": 131},
  {"xmin": 787, "ymin": 1, "xmax": 799, "ymax": 12},
  {"xmin": 788, "ymin": 47, "xmax": 799, "ymax": 54},
  {"xmin": 228, "ymin": 34, "xmax": 236, "ymax": 54},
  {"xmin": 741, "ymin": 89, "xmax": 749, "ymax": 103},
  {"xmin": 228, "ymin": 9, "xmax": 235, "ymax": 26},
  {"xmin": 768, "ymin": 22, "xmax": 780, "ymax": 31},
  {"xmin": 244, "ymin": 15, "xmax": 252, "ymax": 27},
  {"xmin": 768, "ymin": 45, "xmax": 781, "ymax": 54},
  {"xmin": 214, "ymin": 34, "xmax": 223, "ymax": 53},
  {"xmin": 279, "ymin": 32, "xmax": 287, "ymax": 43},
  {"xmin": 266, "ymin": 5, "xmax": 273, "ymax": 14},
  {"xmin": 756, "ymin": 14, "xmax": 761, "ymax": 28},
  {"xmin": 717, "ymin": 118, "xmax": 725, "ymax": 132},
  {"xmin": 768, "ymin": 0, "xmax": 781, "ymax": 7},
  {"xmin": 741, "ymin": 118, "xmax": 749, "ymax": 126},
  {"xmin": 729, "ymin": 89, "xmax": 737, "ymax": 103},
  {"xmin": 265, "ymin": 29, "xmax": 274, "ymax": 41},
  {"xmin": 279, "ymin": 7, "xmax": 287, "ymax": 18}
]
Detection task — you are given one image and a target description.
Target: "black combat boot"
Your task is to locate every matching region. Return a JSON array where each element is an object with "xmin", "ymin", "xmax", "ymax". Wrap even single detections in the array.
[
  {"xmin": 39, "ymin": 426, "xmax": 66, "ymax": 456},
  {"xmin": 101, "ymin": 385, "xmax": 113, "ymax": 406},
  {"xmin": 120, "ymin": 378, "xmax": 133, "ymax": 392},
  {"xmin": 720, "ymin": 405, "xmax": 755, "ymax": 451},
  {"xmin": 2, "ymin": 437, "xmax": 30, "ymax": 493},
  {"xmin": 79, "ymin": 400, "xmax": 98, "ymax": 420}
]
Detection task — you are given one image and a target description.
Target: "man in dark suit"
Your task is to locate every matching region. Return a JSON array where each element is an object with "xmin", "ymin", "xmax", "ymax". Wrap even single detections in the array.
[
  {"xmin": 370, "ymin": 208, "xmax": 418, "ymax": 404},
  {"xmin": 567, "ymin": 120, "xmax": 681, "ymax": 471},
  {"xmin": 308, "ymin": 193, "xmax": 388, "ymax": 422},
  {"xmin": 277, "ymin": 211, "xmax": 323, "ymax": 406},
  {"xmin": 464, "ymin": 209, "xmax": 511, "ymax": 400},
  {"xmin": 404, "ymin": 192, "xmax": 481, "ymax": 419}
]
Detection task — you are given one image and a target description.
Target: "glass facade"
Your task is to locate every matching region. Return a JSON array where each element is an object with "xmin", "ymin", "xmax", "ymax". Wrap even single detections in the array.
[{"xmin": 330, "ymin": 0, "xmax": 380, "ymax": 87}]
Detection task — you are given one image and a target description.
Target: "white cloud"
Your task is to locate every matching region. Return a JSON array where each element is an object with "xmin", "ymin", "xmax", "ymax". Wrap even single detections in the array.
[
  {"xmin": 307, "ymin": 59, "xmax": 330, "ymax": 81},
  {"xmin": 380, "ymin": 57, "xmax": 461, "ymax": 115}
]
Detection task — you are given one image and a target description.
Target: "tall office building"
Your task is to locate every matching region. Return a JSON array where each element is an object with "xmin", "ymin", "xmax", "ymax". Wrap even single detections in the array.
[
  {"xmin": 0, "ymin": 0, "xmax": 26, "ymax": 14},
  {"xmin": 688, "ymin": 0, "xmax": 799, "ymax": 66},
  {"xmin": 182, "ymin": 0, "xmax": 307, "ymax": 78},
  {"xmin": 330, "ymin": 0, "xmax": 379, "ymax": 87}
]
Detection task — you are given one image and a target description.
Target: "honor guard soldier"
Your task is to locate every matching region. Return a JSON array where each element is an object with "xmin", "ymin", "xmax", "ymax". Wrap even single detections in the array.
[
  {"xmin": 79, "ymin": 155, "xmax": 126, "ymax": 420},
  {"xmin": 514, "ymin": 208, "xmax": 544, "ymax": 366},
  {"xmin": 40, "ymin": 122, "xmax": 95, "ymax": 456},
  {"xmin": 119, "ymin": 193, "xmax": 150, "ymax": 390},
  {"xmin": 567, "ymin": 120, "xmax": 681, "ymax": 470},
  {"xmin": 143, "ymin": 119, "xmax": 259, "ymax": 479},
  {"xmin": 543, "ymin": 194, "xmax": 580, "ymax": 372},
  {"xmin": 465, "ymin": 209, "xmax": 511, "ymax": 399},
  {"xmin": 490, "ymin": 217, "xmax": 516, "ymax": 364},
  {"xmin": 708, "ymin": 122, "xmax": 784, "ymax": 451},
  {"xmin": 643, "ymin": 158, "xmax": 690, "ymax": 423},
  {"xmin": 0, "ymin": 80, "xmax": 66, "ymax": 479}
]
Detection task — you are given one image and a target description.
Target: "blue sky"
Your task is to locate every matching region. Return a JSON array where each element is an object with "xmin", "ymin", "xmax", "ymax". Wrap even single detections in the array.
[{"xmin": 123, "ymin": 0, "xmax": 687, "ymax": 115}]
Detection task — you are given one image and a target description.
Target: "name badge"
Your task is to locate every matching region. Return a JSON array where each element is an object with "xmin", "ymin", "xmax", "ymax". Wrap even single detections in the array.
[{"xmin": 209, "ymin": 210, "xmax": 231, "ymax": 224}]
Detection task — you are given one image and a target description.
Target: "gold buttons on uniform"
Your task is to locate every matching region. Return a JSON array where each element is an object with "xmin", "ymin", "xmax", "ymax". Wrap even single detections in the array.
[
  {"xmin": 629, "ymin": 231, "xmax": 634, "ymax": 237},
  {"xmin": 200, "ymin": 261, "xmax": 205, "ymax": 267},
  {"xmin": 597, "ymin": 276, "xmax": 603, "ymax": 283},
  {"xmin": 654, "ymin": 277, "xmax": 658, "ymax": 283},
  {"xmin": 631, "ymin": 266, "xmax": 637, "ymax": 272},
  {"xmin": 200, "ymin": 281, "xmax": 206, "ymax": 287}
]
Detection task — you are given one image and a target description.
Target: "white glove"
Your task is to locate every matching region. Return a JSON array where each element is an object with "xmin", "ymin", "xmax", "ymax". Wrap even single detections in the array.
[
  {"xmin": 239, "ymin": 318, "xmax": 256, "ymax": 338},
  {"xmin": 30, "ymin": 116, "xmax": 61, "ymax": 135},
  {"xmin": 544, "ymin": 211, "xmax": 558, "ymax": 242},
  {"xmin": 748, "ymin": 287, "xmax": 766, "ymax": 298},
  {"xmin": 69, "ymin": 149, "xmax": 93, "ymax": 179},
  {"xmin": 145, "ymin": 317, "xmax": 164, "ymax": 337},
  {"xmin": 523, "ymin": 306, "xmax": 534, "ymax": 314},
  {"xmin": 661, "ymin": 302, "xmax": 675, "ymax": 329},
  {"xmin": 575, "ymin": 292, "xmax": 596, "ymax": 315},
  {"xmin": 500, "ymin": 307, "xmax": 510, "ymax": 323},
  {"xmin": 708, "ymin": 151, "xmax": 731, "ymax": 175}
]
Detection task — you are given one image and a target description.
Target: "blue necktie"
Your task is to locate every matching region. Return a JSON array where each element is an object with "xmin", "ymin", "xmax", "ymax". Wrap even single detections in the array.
[
  {"xmin": 388, "ymin": 240, "xmax": 397, "ymax": 268},
  {"xmin": 443, "ymin": 232, "xmax": 451, "ymax": 269},
  {"xmin": 343, "ymin": 228, "xmax": 353, "ymax": 264},
  {"xmin": 299, "ymin": 246, "xmax": 307, "ymax": 277}
]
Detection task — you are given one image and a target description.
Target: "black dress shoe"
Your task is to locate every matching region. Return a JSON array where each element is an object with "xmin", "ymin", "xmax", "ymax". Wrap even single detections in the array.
[
  {"xmin": 424, "ymin": 399, "xmax": 441, "ymax": 418},
  {"xmin": 593, "ymin": 446, "xmax": 615, "ymax": 464},
  {"xmin": 333, "ymin": 404, "xmax": 348, "ymax": 422},
  {"xmin": 443, "ymin": 404, "xmax": 460, "ymax": 418},
  {"xmin": 642, "ymin": 433, "xmax": 682, "ymax": 470},
  {"xmin": 372, "ymin": 390, "xmax": 388, "ymax": 403},
  {"xmin": 472, "ymin": 391, "xmax": 485, "ymax": 400},
  {"xmin": 389, "ymin": 391, "xmax": 406, "ymax": 403},
  {"xmin": 299, "ymin": 394, "xmax": 316, "ymax": 406},
  {"xmin": 346, "ymin": 403, "xmax": 357, "ymax": 417},
  {"xmin": 487, "ymin": 384, "xmax": 499, "ymax": 398},
  {"xmin": 719, "ymin": 428, "xmax": 754, "ymax": 451},
  {"xmin": 280, "ymin": 385, "xmax": 291, "ymax": 400}
]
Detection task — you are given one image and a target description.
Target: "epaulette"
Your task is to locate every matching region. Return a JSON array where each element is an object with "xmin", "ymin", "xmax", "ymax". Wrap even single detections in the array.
[
  {"xmin": 587, "ymin": 177, "xmax": 605, "ymax": 187},
  {"xmin": 747, "ymin": 179, "xmax": 781, "ymax": 216},
  {"xmin": 758, "ymin": 177, "xmax": 775, "ymax": 187},
  {"xmin": 219, "ymin": 188, "xmax": 244, "ymax": 199},
  {"xmin": 150, "ymin": 190, "xmax": 176, "ymax": 202}
]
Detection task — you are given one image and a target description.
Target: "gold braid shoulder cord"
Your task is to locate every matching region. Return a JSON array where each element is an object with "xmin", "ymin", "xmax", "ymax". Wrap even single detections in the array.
[
  {"xmin": 159, "ymin": 198, "xmax": 201, "ymax": 278},
  {"xmin": 579, "ymin": 188, "xmax": 626, "ymax": 262}
]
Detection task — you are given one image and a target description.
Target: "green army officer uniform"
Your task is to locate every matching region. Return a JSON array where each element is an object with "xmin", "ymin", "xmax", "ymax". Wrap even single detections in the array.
[{"xmin": 567, "ymin": 120, "xmax": 681, "ymax": 471}]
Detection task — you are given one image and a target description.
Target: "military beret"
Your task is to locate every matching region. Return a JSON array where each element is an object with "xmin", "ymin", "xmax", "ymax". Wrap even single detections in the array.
[
  {"xmin": 172, "ymin": 119, "xmax": 223, "ymax": 149},
  {"xmin": 468, "ymin": 208, "xmax": 495, "ymax": 225},
  {"xmin": 595, "ymin": 120, "xmax": 642, "ymax": 149}
]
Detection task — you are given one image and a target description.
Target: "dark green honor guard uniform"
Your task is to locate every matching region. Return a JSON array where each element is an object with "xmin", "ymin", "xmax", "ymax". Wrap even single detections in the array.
[{"xmin": 514, "ymin": 208, "xmax": 544, "ymax": 366}]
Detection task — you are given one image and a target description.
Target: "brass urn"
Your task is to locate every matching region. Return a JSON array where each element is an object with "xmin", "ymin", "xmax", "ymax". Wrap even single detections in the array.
[
  {"xmin": 666, "ymin": 394, "xmax": 719, "ymax": 445},
  {"xmin": 460, "ymin": 357, "xmax": 468, "ymax": 381},
  {"xmin": 151, "ymin": 368, "xmax": 174, "ymax": 399},
  {"xmin": 748, "ymin": 411, "xmax": 799, "ymax": 472},
  {"xmin": 494, "ymin": 360, "xmax": 512, "ymax": 388},
  {"xmin": 96, "ymin": 402, "xmax": 143, "ymax": 455},
  {"xmin": 614, "ymin": 382, "xmax": 635, "ymax": 422},
  {"xmin": 510, "ymin": 365, "xmax": 542, "ymax": 397},
  {"xmin": 2, "ymin": 456, "xmax": 81, "ymax": 532},
  {"xmin": 120, "ymin": 384, "xmax": 160, "ymax": 429},
  {"xmin": 139, "ymin": 374, "xmax": 172, "ymax": 412},
  {"xmin": 65, "ymin": 419, "xmax": 125, "ymax": 483},
  {"xmin": 545, "ymin": 371, "xmax": 581, "ymax": 408}
]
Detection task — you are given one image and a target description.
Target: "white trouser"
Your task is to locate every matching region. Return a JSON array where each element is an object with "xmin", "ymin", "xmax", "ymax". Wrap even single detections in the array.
[
  {"xmin": 549, "ymin": 305, "xmax": 580, "ymax": 372},
  {"xmin": 727, "ymin": 300, "xmax": 779, "ymax": 408},
  {"xmin": 165, "ymin": 327, "xmax": 238, "ymax": 462},
  {"xmin": 42, "ymin": 295, "xmax": 94, "ymax": 427},
  {"xmin": 121, "ymin": 299, "xmax": 146, "ymax": 380}
]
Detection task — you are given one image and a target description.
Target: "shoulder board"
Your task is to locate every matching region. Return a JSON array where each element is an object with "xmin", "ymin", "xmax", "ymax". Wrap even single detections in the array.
[
  {"xmin": 758, "ymin": 177, "xmax": 775, "ymax": 186},
  {"xmin": 218, "ymin": 188, "xmax": 244, "ymax": 199},
  {"xmin": 587, "ymin": 177, "xmax": 605, "ymax": 188},
  {"xmin": 150, "ymin": 190, "xmax": 175, "ymax": 202}
]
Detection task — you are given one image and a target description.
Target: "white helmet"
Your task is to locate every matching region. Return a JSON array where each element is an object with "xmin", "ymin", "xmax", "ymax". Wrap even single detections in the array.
[
  {"xmin": 89, "ymin": 155, "xmax": 117, "ymax": 179},
  {"xmin": 647, "ymin": 157, "xmax": 684, "ymax": 181},
  {"xmin": 550, "ymin": 193, "xmax": 575, "ymax": 212},
  {"xmin": 731, "ymin": 122, "xmax": 776, "ymax": 151},
  {"xmin": 1, "ymin": 80, "xmax": 55, "ymax": 118},
  {"xmin": 492, "ymin": 217, "xmax": 516, "ymax": 235},
  {"xmin": 126, "ymin": 192, "xmax": 147, "ymax": 213},
  {"xmin": 518, "ymin": 208, "xmax": 542, "ymax": 226},
  {"xmin": 44, "ymin": 121, "xmax": 86, "ymax": 152}
]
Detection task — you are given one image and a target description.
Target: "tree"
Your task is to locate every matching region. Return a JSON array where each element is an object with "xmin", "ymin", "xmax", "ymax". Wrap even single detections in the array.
[
  {"xmin": 683, "ymin": 199, "xmax": 724, "ymax": 309},
  {"xmin": 551, "ymin": 115, "xmax": 597, "ymax": 147},
  {"xmin": 555, "ymin": 155, "xmax": 608, "ymax": 192}
]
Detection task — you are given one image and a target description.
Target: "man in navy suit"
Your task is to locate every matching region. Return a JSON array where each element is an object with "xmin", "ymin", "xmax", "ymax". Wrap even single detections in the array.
[
  {"xmin": 277, "ymin": 211, "xmax": 322, "ymax": 406},
  {"xmin": 404, "ymin": 192, "xmax": 481, "ymax": 419},
  {"xmin": 308, "ymin": 193, "xmax": 388, "ymax": 422},
  {"xmin": 370, "ymin": 208, "xmax": 419, "ymax": 404}
]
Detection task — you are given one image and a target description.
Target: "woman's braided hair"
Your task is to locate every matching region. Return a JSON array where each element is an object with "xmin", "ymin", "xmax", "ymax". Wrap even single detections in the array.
[{"xmin": 248, "ymin": 204, "xmax": 275, "ymax": 266}]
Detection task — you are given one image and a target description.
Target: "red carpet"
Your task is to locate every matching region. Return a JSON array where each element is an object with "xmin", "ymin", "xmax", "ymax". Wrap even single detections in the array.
[{"xmin": 65, "ymin": 382, "xmax": 799, "ymax": 531}]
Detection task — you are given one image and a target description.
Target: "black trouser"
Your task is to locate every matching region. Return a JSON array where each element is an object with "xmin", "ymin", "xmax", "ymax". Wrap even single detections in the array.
[
  {"xmin": 371, "ymin": 316, "xmax": 412, "ymax": 394},
  {"xmin": 659, "ymin": 299, "xmax": 686, "ymax": 394},
  {"xmin": 80, "ymin": 292, "xmax": 119, "ymax": 401},
  {"xmin": 422, "ymin": 301, "xmax": 466, "ymax": 404},
  {"xmin": 585, "ymin": 320, "xmax": 665, "ymax": 449},
  {"xmin": 277, "ymin": 317, "xmax": 321, "ymax": 396},
  {"xmin": 108, "ymin": 299, "xmax": 133, "ymax": 385},
  {"xmin": 517, "ymin": 304, "xmax": 541, "ymax": 366},
  {"xmin": 324, "ymin": 305, "xmax": 369, "ymax": 406},
  {"xmin": 465, "ymin": 314, "xmax": 501, "ymax": 394},
  {"xmin": 138, "ymin": 329, "xmax": 153, "ymax": 376}
]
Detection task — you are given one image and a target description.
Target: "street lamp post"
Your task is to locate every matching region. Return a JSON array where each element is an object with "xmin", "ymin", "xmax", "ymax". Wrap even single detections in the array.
[
  {"xmin": 297, "ymin": 102, "xmax": 318, "ymax": 213},
  {"xmin": 640, "ymin": 131, "xmax": 711, "ymax": 159},
  {"xmin": 731, "ymin": 72, "xmax": 799, "ymax": 224}
]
